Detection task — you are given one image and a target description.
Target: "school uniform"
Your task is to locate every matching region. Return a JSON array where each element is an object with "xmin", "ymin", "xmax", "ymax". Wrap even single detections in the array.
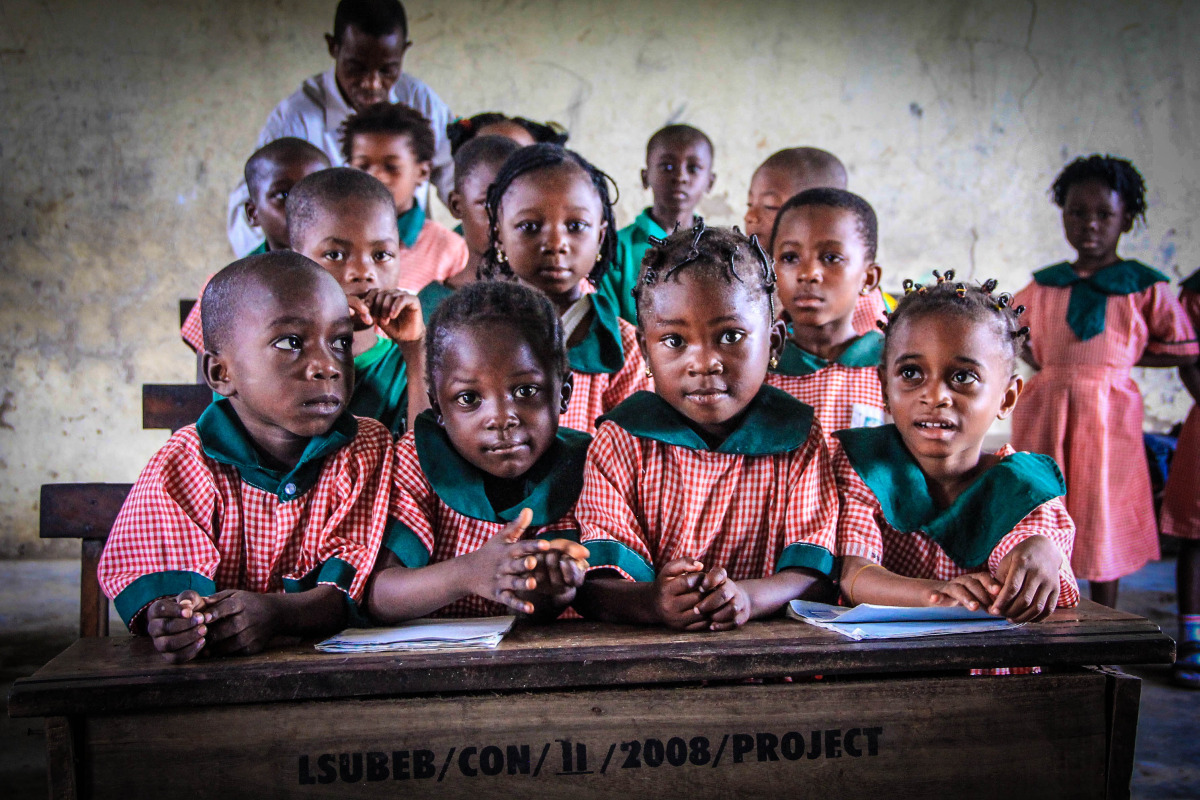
[
  {"xmin": 385, "ymin": 411, "xmax": 590, "ymax": 618},
  {"xmin": 850, "ymin": 289, "xmax": 892, "ymax": 336},
  {"xmin": 600, "ymin": 208, "xmax": 686, "ymax": 325},
  {"xmin": 1012, "ymin": 261, "xmax": 1199, "ymax": 581},
  {"xmin": 766, "ymin": 331, "xmax": 885, "ymax": 434},
  {"xmin": 416, "ymin": 279, "xmax": 458, "ymax": 327},
  {"xmin": 561, "ymin": 291, "xmax": 654, "ymax": 435},
  {"xmin": 577, "ymin": 386, "xmax": 838, "ymax": 583},
  {"xmin": 395, "ymin": 205, "xmax": 470, "ymax": 292},
  {"xmin": 1161, "ymin": 271, "xmax": 1200, "ymax": 540},
  {"xmin": 226, "ymin": 68, "xmax": 454, "ymax": 257},
  {"xmin": 97, "ymin": 401, "xmax": 393, "ymax": 629}
]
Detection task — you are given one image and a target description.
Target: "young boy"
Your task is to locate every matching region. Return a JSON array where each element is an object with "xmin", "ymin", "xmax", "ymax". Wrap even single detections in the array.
[
  {"xmin": 417, "ymin": 134, "xmax": 522, "ymax": 324},
  {"xmin": 287, "ymin": 167, "xmax": 429, "ymax": 435},
  {"xmin": 98, "ymin": 253, "xmax": 394, "ymax": 663},
  {"xmin": 767, "ymin": 188, "xmax": 885, "ymax": 435},
  {"xmin": 599, "ymin": 124, "xmax": 715, "ymax": 324},
  {"xmin": 181, "ymin": 139, "xmax": 330, "ymax": 352},
  {"xmin": 342, "ymin": 101, "xmax": 469, "ymax": 291}
]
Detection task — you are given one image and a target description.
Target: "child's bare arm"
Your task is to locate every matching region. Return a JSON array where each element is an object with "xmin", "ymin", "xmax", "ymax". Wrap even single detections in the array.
[
  {"xmin": 840, "ymin": 555, "xmax": 1000, "ymax": 611},
  {"xmin": 1136, "ymin": 351, "xmax": 1198, "ymax": 368},
  {"xmin": 202, "ymin": 585, "xmax": 348, "ymax": 656},
  {"xmin": 990, "ymin": 535, "xmax": 1064, "ymax": 623},
  {"xmin": 143, "ymin": 589, "xmax": 212, "ymax": 664},
  {"xmin": 574, "ymin": 558, "xmax": 708, "ymax": 629},
  {"xmin": 519, "ymin": 541, "xmax": 590, "ymax": 623},
  {"xmin": 698, "ymin": 567, "xmax": 834, "ymax": 631}
]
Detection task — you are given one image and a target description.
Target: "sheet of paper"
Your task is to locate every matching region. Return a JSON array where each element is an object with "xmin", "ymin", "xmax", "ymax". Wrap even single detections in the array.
[
  {"xmin": 316, "ymin": 616, "xmax": 516, "ymax": 653},
  {"xmin": 788, "ymin": 600, "xmax": 1020, "ymax": 641}
]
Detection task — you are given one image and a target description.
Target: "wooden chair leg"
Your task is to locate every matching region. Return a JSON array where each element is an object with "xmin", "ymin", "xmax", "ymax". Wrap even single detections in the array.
[{"xmin": 80, "ymin": 539, "xmax": 109, "ymax": 638}]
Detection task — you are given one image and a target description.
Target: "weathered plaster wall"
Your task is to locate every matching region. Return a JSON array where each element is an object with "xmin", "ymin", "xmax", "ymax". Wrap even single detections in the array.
[{"xmin": 1, "ymin": 0, "xmax": 1197, "ymax": 555}]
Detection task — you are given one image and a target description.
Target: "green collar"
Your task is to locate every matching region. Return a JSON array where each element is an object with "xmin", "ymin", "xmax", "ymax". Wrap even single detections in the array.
[
  {"xmin": 355, "ymin": 334, "xmax": 393, "ymax": 370},
  {"xmin": 417, "ymin": 280, "xmax": 457, "ymax": 326},
  {"xmin": 1032, "ymin": 260, "xmax": 1167, "ymax": 341},
  {"xmin": 396, "ymin": 204, "xmax": 427, "ymax": 249},
  {"xmin": 412, "ymin": 410, "xmax": 591, "ymax": 526},
  {"xmin": 600, "ymin": 385, "xmax": 814, "ymax": 455},
  {"xmin": 835, "ymin": 425, "xmax": 1066, "ymax": 568},
  {"xmin": 1182, "ymin": 269, "xmax": 1200, "ymax": 294},
  {"xmin": 633, "ymin": 208, "xmax": 669, "ymax": 240},
  {"xmin": 195, "ymin": 399, "xmax": 357, "ymax": 501},
  {"xmin": 773, "ymin": 331, "xmax": 885, "ymax": 377},
  {"xmin": 567, "ymin": 290, "xmax": 627, "ymax": 375},
  {"xmin": 248, "ymin": 240, "xmax": 269, "ymax": 256}
]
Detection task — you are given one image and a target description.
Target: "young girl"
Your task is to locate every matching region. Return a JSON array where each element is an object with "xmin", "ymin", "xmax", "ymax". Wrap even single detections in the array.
[
  {"xmin": 834, "ymin": 275, "xmax": 1079, "ymax": 640},
  {"xmin": 1161, "ymin": 268, "xmax": 1200, "ymax": 687},
  {"xmin": 447, "ymin": 112, "xmax": 569, "ymax": 155},
  {"xmin": 573, "ymin": 222, "xmax": 838, "ymax": 631},
  {"xmin": 767, "ymin": 188, "xmax": 886, "ymax": 434},
  {"xmin": 366, "ymin": 281, "xmax": 590, "ymax": 622},
  {"xmin": 481, "ymin": 144, "xmax": 652, "ymax": 435},
  {"xmin": 1012, "ymin": 155, "xmax": 1199, "ymax": 607}
]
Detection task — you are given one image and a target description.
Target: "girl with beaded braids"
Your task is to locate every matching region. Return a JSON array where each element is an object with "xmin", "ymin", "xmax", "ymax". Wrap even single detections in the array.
[
  {"xmin": 480, "ymin": 143, "xmax": 651, "ymax": 435},
  {"xmin": 833, "ymin": 273, "xmax": 1079, "ymax": 637},
  {"xmin": 573, "ymin": 221, "xmax": 840, "ymax": 631},
  {"xmin": 1011, "ymin": 154, "xmax": 1198, "ymax": 609}
]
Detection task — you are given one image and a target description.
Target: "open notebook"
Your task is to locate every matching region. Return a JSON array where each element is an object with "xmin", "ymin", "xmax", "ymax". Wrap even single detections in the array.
[
  {"xmin": 788, "ymin": 600, "xmax": 1020, "ymax": 641},
  {"xmin": 316, "ymin": 616, "xmax": 516, "ymax": 653}
]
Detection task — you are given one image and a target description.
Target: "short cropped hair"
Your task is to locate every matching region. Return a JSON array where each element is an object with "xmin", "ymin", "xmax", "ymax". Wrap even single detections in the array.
[
  {"xmin": 770, "ymin": 187, "xmax": 878, "ymax": 261},
  {"xmin": 758, "ymin": 147, "xmax": 847, "ymax": 190},
  {"xmin": 244, "ymin": 138, "xmax": 330, "ymax": 196},
  {"xmin": 453, "ymin": 135, "xmax": 522, "ymax": 191},
  {"xmin": 646, "ymin": 124, "xmax": 713, "ymax": 160},
  {"xmin": 340, "ymin": 102, "xmax": 436, "ymax": 164},
  {"xmin": 285, "ymin": 167, "xmax": 396, "ymax": 246},
  {"xmin": 333, "ymin": 0, "xmax": 407, "ymax": 42},
  {"xmin": 201, "ymin": 252, "xmax": 329, "ymax": 352}
]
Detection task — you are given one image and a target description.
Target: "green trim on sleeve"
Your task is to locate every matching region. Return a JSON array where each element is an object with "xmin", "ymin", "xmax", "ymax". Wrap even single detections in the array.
[
  {"xmin": 113, "ymin": 570, "xmax": 216, "ymax": 629},
  {"xmin": 583, "ymin": 539, "xmax": 655, "ymax": 582},
  {"xmin": 383, "ymin": 519, "xmax": 432, "ymax": 568},
  {"xmin": 777, "ymin": 543, "xmax": 835, "ymax": 576}
]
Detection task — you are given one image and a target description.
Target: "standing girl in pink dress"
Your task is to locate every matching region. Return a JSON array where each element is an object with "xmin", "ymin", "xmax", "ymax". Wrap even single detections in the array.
[{"xmin": 1012, "ymin": 155, "xmax": 1199, "ymax": 608}]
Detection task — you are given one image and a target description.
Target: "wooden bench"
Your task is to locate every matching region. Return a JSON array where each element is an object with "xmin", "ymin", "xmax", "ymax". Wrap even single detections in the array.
[{"xmin": 141, "ymin": 383, "xmax": 211, "ymax": 432}]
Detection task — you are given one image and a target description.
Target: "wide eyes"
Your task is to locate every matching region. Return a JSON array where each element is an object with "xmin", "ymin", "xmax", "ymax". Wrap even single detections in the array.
[
  {"xmin": 514, "ymin": 384, "xmax": 540, "ymax": 399},
  {"xmin": 272, "ymin": 334, "xmax": 352, "ymax": 354},
  {"xmin": 273, "ymin": 335, "xmax": 302, "ymax": 352},
  {"xmin": 454, "ymin": 391, "xmax": 480, "ymax": 408},
  {"xmin": 661, "ymin": 333, "xmax": 684, "ymax": 349},
  {"xmin": 898, "ymin": 365, "xmax": 921, "ymax": 381},
  {"xmin": 951, "ymin": 369, "xmax": 979, "ymax": 385},
  {"xmin": 332, "ymin": 335, "xmax": 352, "ymax": 353},
  {"xmin": 373, "ymin": 250, "xmax": 395, "ymax": 263},
  {"xmin": 720, "ymin": 330, "xmax": 745, "ymax": 345}
]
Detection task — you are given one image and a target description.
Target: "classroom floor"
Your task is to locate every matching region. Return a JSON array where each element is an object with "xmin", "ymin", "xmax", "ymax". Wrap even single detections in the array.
[{"xmin": 2, "ymin": 559, "xmax": 1198, "ymax": 798}]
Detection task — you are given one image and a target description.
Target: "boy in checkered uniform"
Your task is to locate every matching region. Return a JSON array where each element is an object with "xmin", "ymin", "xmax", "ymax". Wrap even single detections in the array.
[
  {"xmin": 767, "ymin": 189, "xmax": 886, "ymax": 435},
  {"xmin": 574, "ymin": 222, "xmax": 839, "ymax": 631},
  {"xmin": 834, "ymin": 274, "xmax": 1079, "ymax": 635},
  {"xmin": 99, "ymin": 253, "xmax": 404, "ymax": 663},
  {"xmin": 367, "ymin": 281, "xmax": 590, "ymax": 622}
]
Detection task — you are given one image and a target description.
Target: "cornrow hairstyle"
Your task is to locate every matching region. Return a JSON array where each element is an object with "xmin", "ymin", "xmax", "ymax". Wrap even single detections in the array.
[
  {"xmin": 332, "ymin": 0, "xmax": 407, "ymax": 43},
  {"xmin": 633, "ymin": 219, "xmax": 777, "ymax": 324},
  {"xmin": 426, "ymin": 280, "xmax": 568, "ymax": 390},
  {"xmin": 340, "ymin": 102, "xmax": 436, "ymax": 164},
  {"xmin": 480, "ymin": 143, "xmax": 618, "ymax": 287},
  {"xmin": 880, "ymin": 270, "xmax": 1029, "ymax": 371},
  {"xmin": 447, "ymin": 113, "xmax": 570, "ymax": 156},
  {"xmin": 286, "ymin": 167, "xmax": 397, "ymax": 247},
  {"xmin": 453, "ymin": 135, "xmax": 522, "ymax": 192},
  {"xmin": 202, "ymin": 252, "xmax": 329, "ymax": 353},
  {"xmin": 770, "ymin": 187, "xmax": 878, "ymax": 260},
  {"xmin": 244, "ymin": 137, "xmax": 330, "ymax": 196},
  {"xmin": 1051, "ymin": 154, "xmax": 1147, "ymax": 224}
]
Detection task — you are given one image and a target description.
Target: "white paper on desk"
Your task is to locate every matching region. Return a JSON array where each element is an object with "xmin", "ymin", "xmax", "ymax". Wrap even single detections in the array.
[
  {"xmin": 315, "ymin": 616, "xmax": 516, "ymax": 653},
  {"xmin": 787, "ymin": 600, "xmax": 1019, "ymax": 641}
]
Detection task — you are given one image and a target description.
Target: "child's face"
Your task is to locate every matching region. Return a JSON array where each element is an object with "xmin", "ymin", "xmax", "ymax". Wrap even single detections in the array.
[
  {"xmin": 326, "ymin": 24, "xmax": 407, "ymax": 112},
  {"xmin": 744, "ymin": 165, "xmax": 815, "ymax": 243},
  {"xmin": 773, "ymin": 205, "xmax": 880, "ymax": 333},
  {"xmin": 450, "ymin": 163, "xmax": 501, "ymax": 258},
  {"xmin": 638, "ymin": 272, "xmax": 783, "ymax": 441},
  {"xmin": 881, "ymin": 313, "xmax": 1021, "ymax": 470},
  {"xmin": 496, "ymin": 164, "xmax": 607, "ymax": 306},
  {"xmin": 475, "ymin": 120, "xmax": 536, "ymax": 147},
  {"xmin": 642, "ymin": 138, "xmax": 714, "ymax": 215},
  {"xmin": 349, "ymin": 133, "xmax": 431, "ymax": 214},
  {"xmin": 291, "ymin": 199, "xmax": 403, "ymax": 296},
  {"xmin": 246, "ymin": 156, "xmax": 329, "ymax": 251},
  {"xmin": 208, "ymin": 273, "xmax": 355, "ymax": 455},
  {"xmin": 431, "ymin": 322, "xmax": 568, "ymax": 480},
  {"xmin": 1061, "ymin": 178, "xmax": 1133, "ymax": 265}
]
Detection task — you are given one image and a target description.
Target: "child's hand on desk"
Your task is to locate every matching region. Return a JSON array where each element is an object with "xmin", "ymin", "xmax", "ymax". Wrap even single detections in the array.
[
  {"xmin": 991, "ymin": 535, "xmax": 1063, "ymax": 623},
  {"xmin": 201, "ymin": 589, "xmax": 279, "ymax": 656},
  {"xmin": 470, "ymin": 508, "xmax": 552, "ymax": 615},
  {"xmin": 928, "ymin": 572, "xmax": 1001, "ymax": 613},
  {"xmin": 693, "ymin": 567, "xmax": 751, "ymax": 631},
  {"xmin": 524, "ymin": 540, "xmax": 590, "ymax": 609},
  {"xmin": 652, "ymin": 558, "xmax": 709, "ymax": 631},
  {"xmin": 348, "ymin": 289, "xmax": 424, "ymax": 345},
  {"xmin": 145, "ymin": 589, "xmax": 212, "ymax": 664}
]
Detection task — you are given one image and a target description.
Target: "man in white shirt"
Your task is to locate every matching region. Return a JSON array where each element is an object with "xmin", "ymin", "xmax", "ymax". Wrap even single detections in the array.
[{"xmin": 226, "ymin": 0, "xmax": 453, "ymax": 257}]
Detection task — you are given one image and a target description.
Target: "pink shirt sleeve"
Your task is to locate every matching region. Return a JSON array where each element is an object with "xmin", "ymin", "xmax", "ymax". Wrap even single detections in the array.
[
  {"xmin": 986, "ymin": 496, "xmax": 1080, "ymax": 608},
  {"xmin": 1142, "ymin": 282, "xmax": 1200, "ymax": 357},
  {"xmin": 830, "ymin": 441, "xmax": 886, "ymax": 563}
]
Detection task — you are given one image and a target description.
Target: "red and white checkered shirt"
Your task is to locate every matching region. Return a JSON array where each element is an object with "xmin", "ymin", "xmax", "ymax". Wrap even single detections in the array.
[
  {"xmin": 398, "ymin": 219, "xmax": 469, "ymax": 292},
  {"xmin": 832, "ymin": 440, "xmax": 1080, "ymax": 606},
  {"xmin": 562, "ymin": 316, "xmax": 653, "ymax": 435},
  {"xmin": 97, "ymin": 416, "xmax": 394, "ymax": 628},
  {"xmin": 851, "ymin": 289, "xmax": 889, "ymax": 336},
  {"xmin": 577, "ymin": 415, "xmax": 839, "ymax": 581},
  {"xmin": 181, "ymin": 277, "xmax": 208, "ymax": 353},
  {"xmin": 1162, "ymin": 285, "xmax": 1200, "ymax": 539},
  {"xmin": 767, "ymin": 365, "xmax": 884, "ymax": 435},
  {"xmin": 388, "ymin": 432, "xmax": 580, "ymax": 618}
]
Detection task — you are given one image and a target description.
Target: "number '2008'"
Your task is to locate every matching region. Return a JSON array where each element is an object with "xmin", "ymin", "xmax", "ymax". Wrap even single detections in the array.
[{"xmin": 621, "ymin": 737, "xmax": 710, "ymax": 768}]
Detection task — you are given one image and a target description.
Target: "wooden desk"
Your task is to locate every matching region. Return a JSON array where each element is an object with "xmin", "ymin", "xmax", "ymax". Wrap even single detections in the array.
[{"xmin": 8, "ymin": 601, "xmax": 1172, "ymax": 800}]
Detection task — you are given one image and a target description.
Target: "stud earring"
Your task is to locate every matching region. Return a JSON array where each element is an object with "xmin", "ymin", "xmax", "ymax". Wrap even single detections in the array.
[
  {"xmin": 644, "ymin": 365, "xmax": 653, "ymax": 378},
  {"xmin": 860, "ymin": 288, "xmax": 870, "ymax": 295},
  {"xmin": 595, "ymin": 252, "xmax": 603, "ymax": 263},
  {"xmin": 769, "ymin": 356, "xmax": 779, "ymax": 370},
  {"xmin": 496, "ymin": 249, "xmax": 507, "ymax": 264}
]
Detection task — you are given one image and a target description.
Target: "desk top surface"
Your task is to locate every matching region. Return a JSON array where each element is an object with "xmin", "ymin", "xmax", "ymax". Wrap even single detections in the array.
[{"xmin": 8, "ymin": 600, "xmax": 1172, "ymax": 718}]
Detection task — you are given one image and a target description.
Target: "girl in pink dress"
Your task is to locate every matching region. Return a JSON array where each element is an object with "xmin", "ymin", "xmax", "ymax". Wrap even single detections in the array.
[{"xmin": 1013, "ymin": 155, "xmax": 1198, "ymax": 608}]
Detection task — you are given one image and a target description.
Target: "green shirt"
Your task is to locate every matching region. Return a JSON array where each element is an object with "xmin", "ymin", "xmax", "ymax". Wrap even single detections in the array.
[
  {"xmin": 598, "ymin": 208, "xmax": 680, "ymax": 325},
  {"xmin": 351, "ymin": 335, "xmax": 408, "ymax": 435}
]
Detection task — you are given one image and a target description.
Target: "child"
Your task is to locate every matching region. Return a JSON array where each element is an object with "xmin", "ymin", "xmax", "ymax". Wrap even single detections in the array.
[
  {"xmin": 481, "ymin": 143, "xmax": 652, "ymax": 435},
  {"xmin": 1012, "ymin": 155, "xmax": 1199, "ymax": 608},
  {"xmin": 341, "ymin": 101, "xmax": 468, "ymax": 290},
  {"xmin": 767, "ymin": 188, "xmax": 885, "ymax": 434},
  {"xmin": 98, "ymin": 253, "xmax": 395, "ymax": 663},
  {"xmin": 573, "ymin": 222, "xmax": 839, "ymax": 631},
  {"xmin": 181, "ymin": 139, "xmax": 330, "ymax": 352},
  {"xmin": 1159, "ymin": 268, "xmax": 1200, "ymax": 687},
  {"xmin": 367, "ymin": 281, "xmax": 590, "ymax": 622},
  {"xmin": 599, "ymin": 124, "xmax": 716, "ymax": 325},
  {"xmin": 834, "ymin": 276, "xmax": 1079, "ymax": 635},
  {"xmin": 744, "ymin": 147, "xmax": 889, "ymax": 335},
  {"xmin": 447, "ymin": 112, "xmax": 568, "ymax": 155},
  {"xmin": 287, "ymin": 167, "xmax": 429, "ymax": 435},
  {"xmin": 417, "ymin": 135, "xmax": 522, "ymax": 324}
]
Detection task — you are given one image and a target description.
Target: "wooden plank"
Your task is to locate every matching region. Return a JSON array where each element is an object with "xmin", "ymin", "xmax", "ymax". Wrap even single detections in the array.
[
  {"xmin": 1103, "ymin": 667, "xmax": 1144, "ymax": 800},
  {"xmin": 76, "ymin": 672, "xmax": 1110, "ymax": 799},
  {"xmin": 39, "ymin": 484, "xmax": 131, "ymax": 539},
  {"xmin": 79, "ymin": 539, "xmax": 110, "ymax": 638},
  {"xmin": 142, "ymin": 384, "xmax": 211, "ymax": 431},
  {"xmin": 45, "ymin": 716, "xmax": 79, "ymax": 800}
]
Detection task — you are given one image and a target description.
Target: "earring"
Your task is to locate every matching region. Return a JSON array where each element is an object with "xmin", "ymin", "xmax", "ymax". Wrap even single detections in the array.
[
  {"xmin": 769, "ymin": 356, "xmax": 779, "ymax": 370},
  {"xmin": 496, "ymin": 249, "xmax": 507, "ymax": 264},
  {"xmin": 860, "ymin": 288, "xmax": 870, "ymax": 295},
  {"xmin": 595, "ymin": 252, "xmax": 603, "ymax": 263},
  {"xmin": 644, "ymin": 365, "xmax": 653, "ymax": 378}
]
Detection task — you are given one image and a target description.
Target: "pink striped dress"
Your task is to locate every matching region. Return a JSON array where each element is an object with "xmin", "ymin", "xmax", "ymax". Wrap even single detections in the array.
[
  {"xmin": 1161, "ymin": 274, "xmax": 1200, "ymax": 540},
  {"xmin": 1012, "ymin": 266, "xmax": 1199, "ymax": 581}
]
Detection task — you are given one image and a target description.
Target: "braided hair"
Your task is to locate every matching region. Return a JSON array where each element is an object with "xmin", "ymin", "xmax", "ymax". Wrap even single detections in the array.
[
  {"xmin": 480, "ymin": 143, "xmax": 618, "ymax": 287},
  {"xmin": 633, "ymin": 219, "xmax": 777, "ymax": 324},
  {"xmin": 881, "ymin": 270, "xmax": 1029, "ymax": 371},
  {"xmin": 447, "ymin": 112, "xmax": 570, "ymax": 155},
  {"xmin": 1051, "ymin": 154, "xmax": 1147, "ymax": 225}
]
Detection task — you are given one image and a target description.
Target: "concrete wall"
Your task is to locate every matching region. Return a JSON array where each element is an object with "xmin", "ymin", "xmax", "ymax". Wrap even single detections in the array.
[{"xmin": 2, "ymin": 0, "xmax": 1197, "ymax": 556}]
